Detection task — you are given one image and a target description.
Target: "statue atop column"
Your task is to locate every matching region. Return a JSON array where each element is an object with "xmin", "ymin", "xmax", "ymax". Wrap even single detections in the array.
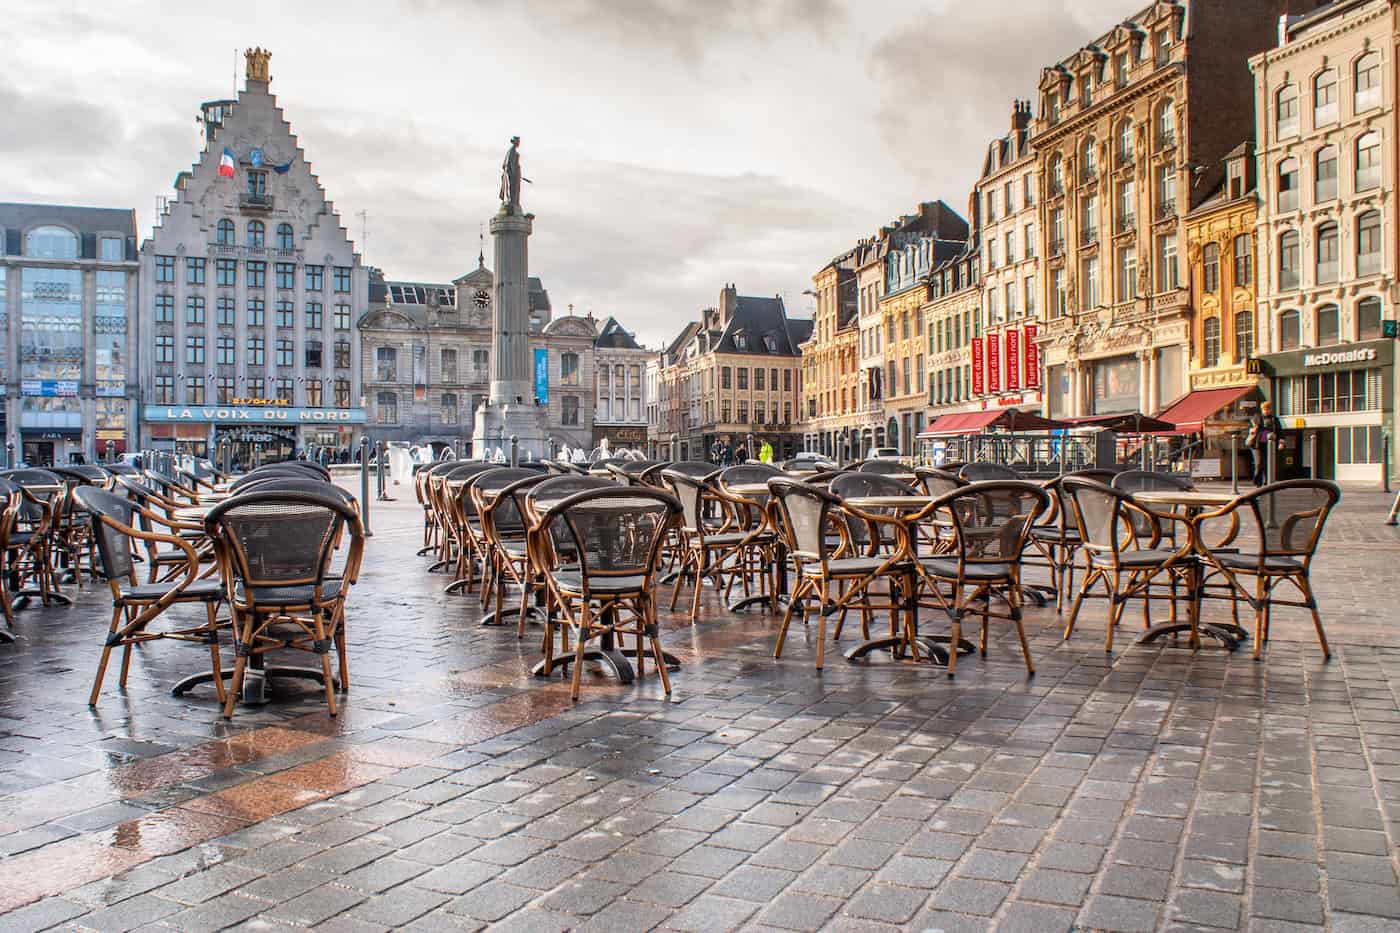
[{"xmin": 499, "ymin": 136, "xmax": 524, "ymax": 215}]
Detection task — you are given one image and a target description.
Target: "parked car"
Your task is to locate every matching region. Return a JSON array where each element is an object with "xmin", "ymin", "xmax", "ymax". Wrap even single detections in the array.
[{"xmin": 869, "ymin": 447, "xmax": 903, "ymax": 461}]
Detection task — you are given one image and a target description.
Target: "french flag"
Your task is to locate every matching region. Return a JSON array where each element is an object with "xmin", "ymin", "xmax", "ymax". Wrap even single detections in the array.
[{"xmin": 218, "ymin": 147, "xmax": 235, "ymax": 178}]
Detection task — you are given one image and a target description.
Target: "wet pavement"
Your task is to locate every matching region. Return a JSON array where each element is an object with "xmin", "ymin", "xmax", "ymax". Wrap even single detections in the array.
[{"xmin": 1, "ymin": 479, "xmax": 1399, "ymax": 931}]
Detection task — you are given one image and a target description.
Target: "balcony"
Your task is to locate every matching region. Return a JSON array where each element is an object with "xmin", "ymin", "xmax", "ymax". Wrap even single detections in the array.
[
  {"xmin": 1155, "ymin": 200, "xmax": 1177, "ymax": 222},
  {"xmin": 239, "ymin": 193, "xmax": 275, "ymax": 212},
  {"xmin": 1156, "ymin": 132, "xmax": 1177, "ymax": 152},
  {"xmin": 1117, "ymin": 150, "xmax": 1135, "ymax": 171},
  {"xmin": 1048, "ymin": 181, "xmax": 1064, "ymax": 198},
  {"xmin": 1079, "ymin": 166, "xmax": 1097, "ymax": 185},
  {"xmin": 1049, "ymin": 239, "xmax": 1065, "ymax": 258},
  {"xmin": 1079, "ymin": 227, "xmax": 1099, "ymax": 248},
  {"xmin": 1116, "ymin": 214, "xmax": 1136, "ymax": 235}
]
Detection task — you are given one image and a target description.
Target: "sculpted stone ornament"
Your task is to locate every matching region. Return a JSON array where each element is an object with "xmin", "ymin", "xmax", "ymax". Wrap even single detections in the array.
[
  {"xmin": 499, "ymin": 136, "xmax": 531, "ymax": 215},
  {"xmin": 245, "ymin": 47, "xmax": 271, "ymax": 82}
]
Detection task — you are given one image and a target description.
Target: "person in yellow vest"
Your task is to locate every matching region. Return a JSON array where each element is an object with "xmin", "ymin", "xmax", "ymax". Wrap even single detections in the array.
[{"xmin": 759, "ymin": 440, "xmax": 774, "ymax": 464}]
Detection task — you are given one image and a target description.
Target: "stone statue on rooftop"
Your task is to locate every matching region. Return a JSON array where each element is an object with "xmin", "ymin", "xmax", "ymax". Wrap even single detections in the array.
[{"xmin": 500, "ymin": 136, "xmax": 525, "ymax": 215}]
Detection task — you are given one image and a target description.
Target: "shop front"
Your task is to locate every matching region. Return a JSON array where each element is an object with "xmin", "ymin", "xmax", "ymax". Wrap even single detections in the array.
[
  {"xmin": 142, "ymin": 402, "xmax": 367, "ymax": 468},
  {"xmin": 1259, "ymin": 339, "xmax": 1393, "ymax": 483},
  {"xmin": 592, "ymin": 424, "xmax": 648, "ymax": 452}
]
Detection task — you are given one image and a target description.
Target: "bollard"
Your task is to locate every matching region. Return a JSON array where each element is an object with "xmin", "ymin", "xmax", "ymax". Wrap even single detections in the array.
[
  {"xmin": 1266, "ymin": 438, "xmax": 1278, "ymax": 528},
  {"xmin": 376, "ymin": 441, "xmax": 393, "ymax": 501},
  {"xmin": 510, "ymin": 435, "xmax": 519, "ymax": 467},
  {"xmin": 5, "ymin": 441, "xmax": 12, "ymax": 470},
  {"xmin": 1230, "ymin": 433, "xmax": 1238, "ymax": 494},
  {"xmin": 1309, "ymin": 431, "xmax": 1319, "ymax": 480},
  {"xmin": 1385, "ymin": 436, "xmax": 1392, "ymax": 494},
  {"xmin": 359, "ymin": 436, "xmax": 373, "ymax": 537}
]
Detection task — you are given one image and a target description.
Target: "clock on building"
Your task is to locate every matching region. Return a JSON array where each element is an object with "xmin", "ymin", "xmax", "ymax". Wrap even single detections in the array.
[{"xmin": 473, "ymin": 289, "xmax": 490, "ymax": 309}]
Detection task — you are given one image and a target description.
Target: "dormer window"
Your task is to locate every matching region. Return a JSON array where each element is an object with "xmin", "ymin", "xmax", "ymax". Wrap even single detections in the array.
[
  {"xmin": 764, "ymin": 335, "xmax": 778, "ymax": 353},
  {"xmin": 734, "ymin": 333, "xmax": 747, "ymax": 351}
]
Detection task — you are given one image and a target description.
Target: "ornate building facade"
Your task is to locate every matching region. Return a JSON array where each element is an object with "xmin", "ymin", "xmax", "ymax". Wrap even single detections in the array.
[
  {"xmin": 799, "ymin": 246, "xmax": 860, "ymax": 459},
  {"xmin": 592, "ymin": 316, "xmax": 650, "ymax": 451}
]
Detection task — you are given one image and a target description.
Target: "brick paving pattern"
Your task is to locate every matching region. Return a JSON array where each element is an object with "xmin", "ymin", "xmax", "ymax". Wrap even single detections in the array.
[{"xmin": 0, "ymin": 481, "xmax": 1398, "ymax": 931}]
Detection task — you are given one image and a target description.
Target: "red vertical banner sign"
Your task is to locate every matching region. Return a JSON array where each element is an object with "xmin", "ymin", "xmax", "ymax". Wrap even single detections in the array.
[
  {"xmin": 971, "ymin": 337, "xmax": 985, "ymax": 395},
  {"xmin": 987, "ymin": 332, "xmax": 1001, "ymax": 394},
  {"xmin": 1023, "ymin": 324, "xmax": 1041, "ymax": 388},
  {"xmin": 1005, "ymin": 328, "xmax": 1021, "ymax": 391}
]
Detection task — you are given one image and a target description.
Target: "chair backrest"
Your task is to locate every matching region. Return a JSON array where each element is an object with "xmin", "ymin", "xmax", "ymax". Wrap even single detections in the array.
[
  {"xmin": 666, "ymin": 460, "xmax": 721, "ymax": 480},
  {"xmin": 937, "ymin": 481, "xmax": 1050, "ymax": 570},
  {"xmin": 484, "ymin": 472, "xmax": 550, "ymax": 540},
  {"xmin": 526, "ymin": 475, "xmax": 624, "ymax": 562},
  {"xmin": 235, "ymin": 476, "xmax": 356, "ymax": 507},
  {"xmin": 1061, "ymin": 476, "xmax": 1134, "ymax": 556},
  {"xmin": 782, "ymin": 457, "xmax": 838, "ymax": 473},
  {"xmin": 857, "ymin": 460, "xmax": 910, "ymax": 477},
  {"xmin": 105, "ymin": 463, "xmax": 141, "ymax": 477},
  {"xmin": 542, "ymin": 486, "xmax": 681, "ymax": 589},
  {"xmin": 2, "ymin": 468, "xmax": 64, "ymax": 523},
  {"xmin": 1068, "ymin": 468, "xmax": 1120, "ymax": 484},
  {"xmin": 829, "ymin": 472, "xmax": 918, "ymax": 550},
  {"xmin": 285, "ymin": 460, "xmax": 332, "ymax": 479},
  {"xmin": 959, "ymin": 462, "xmax": 1022, "ymax": 482},
  {"xmin": 659, "ymin": 470, "xmax": 714, "ymax": 536},
  {"xmin": 205, "ymin": 490, "xmax": 360, "ymax": 600},
  {"xmin": 719, "ymin": 463, "xmax": 782, "ymax": 487},
  {"xmin": 543, "ymin": 459, "xmax": 588, "ymax": 475},
  {"xmin": 1112, "ymin": 470, "xmax": 1193, "ymax": 493},
  {"xmin": 915, "ymin": 467, "xmax": 965, "ymax": 498},
  {"xmin": 472, "ymin": 468, "xmax": 547, "ymax": 533},
  {"xmin": 767, "ymin": 477, "xmax": 842, "ymax": 564},
  {"xmin": 1232, "ymin": 479, "xmax": 1340, "ymax": 560},
  {"xmin": 607, "ymin": 459, "xmax": 666, "ymax": 485},
  {"xmin": 72, "ymin": 486, "xmax": 142, "ymax": 584},
  {"xmin": 53, "ymin": 465, "xmax": 110, "ymax": 486}
]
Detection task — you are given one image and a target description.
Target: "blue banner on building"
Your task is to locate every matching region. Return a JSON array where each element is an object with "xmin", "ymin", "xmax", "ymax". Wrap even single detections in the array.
[
  {"xmin": 22, "ymin": 380, "xmax": 79, "ymax": 397},
  {"xmin": 534, "ymin": 348, "xmax": 549, "ymax": 404}
]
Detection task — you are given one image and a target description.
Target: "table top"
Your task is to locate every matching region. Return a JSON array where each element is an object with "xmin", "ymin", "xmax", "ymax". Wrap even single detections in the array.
[
  {"xmin": 844, "ymin": 495, "xmax": 935, "ymax": 511},
  {"xmin": 725, "ymin": 483, "xmax": 774, "ymax": 497},
  {"xmin": 1133, "ymin": 489, "xmax": 1237, "ymax": 507}
]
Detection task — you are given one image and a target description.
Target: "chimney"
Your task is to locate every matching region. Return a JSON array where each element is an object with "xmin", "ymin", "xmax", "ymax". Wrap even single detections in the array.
[
  {"xmin": 719, "ymin": 283, "xmax": 738, "ymax": 325},
  {"xmin": 1011, "ymin": 99, "xmax": 1032, "ymax": 132}
]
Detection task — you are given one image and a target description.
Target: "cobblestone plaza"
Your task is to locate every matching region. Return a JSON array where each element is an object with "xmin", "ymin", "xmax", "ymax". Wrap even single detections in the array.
[{"xmin": 1, "ymin": 483, "xmax": 1399, "ymax": 932}]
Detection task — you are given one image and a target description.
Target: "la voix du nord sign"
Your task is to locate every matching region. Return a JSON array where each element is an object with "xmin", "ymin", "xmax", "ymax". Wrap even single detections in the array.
[{"xmin": 143, "ymin": 404, "xmax": 368, "ymax": 424}]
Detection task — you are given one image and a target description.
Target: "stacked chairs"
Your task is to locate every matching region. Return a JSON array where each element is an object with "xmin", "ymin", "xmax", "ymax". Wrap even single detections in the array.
[
  {"xmin": 710, "ymin": 464, "xmax": 783, "ymax": 611},
  {"xmin": 115, "ymin": 475, "xmax": 217, "ymax": 583},
  {"xmin": 662, "ymin": 468, "xmax": 756, "ymax": 621},
  {"xmin": 1, "ymin": 469, "xmax": 70, "ymax": 610},
  {"xmin": 423, "ymin": 462, "xmax": 486, "ymax": 575},
  {"xmin": 50, "ymin": 465, "xmax": 111, "ymax": 587},
  {"xmin": 438, "ymin": 463, "xmax": 497, "ymax": 592},
  {"xmin": 0, "ymin": 478, "xmax": 21, "ymax": 639},
  {"xmin": 470, "ymin": 467, "xmax": 549, "ymax": 631}
]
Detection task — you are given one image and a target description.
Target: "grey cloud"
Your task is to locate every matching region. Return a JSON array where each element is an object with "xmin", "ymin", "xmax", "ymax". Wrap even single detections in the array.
[{"xmin": 0, "ymin": 78, "xmax": 126, "ymax": 156}]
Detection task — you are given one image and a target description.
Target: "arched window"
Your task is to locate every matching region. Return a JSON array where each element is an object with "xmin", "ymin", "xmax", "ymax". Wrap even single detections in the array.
[
  {"xmin": 1202, "ymin": 317, "xmax": 1221, "ymax": 368},
  {"xmin": 1316, "ymin": 304, "xmax": 1340, "ymax": 345},
  {"xmin": 1117, "ymin": 119, "xmax": 1134, "ymax": 164},
  {"xmin": 1315, "ymin": 145, "xmax": 1338, "ymax": 201},
  {"xmin": 1356, "ymin": 132, "xmax": 1381, "ymax": 191},
  {"xmin": 1278, "ymin": 230, "xmax": 1300, "ymax": 290},
  {"xmin": 376, "ymin": 391, "xmax": 398, "ymax": 424},
  {"xmin": 1279, "ymin": 309, "xmax": 1301, "ymax": 350},
  {"xmin": 246, "ymin": 220, "xmax": 265, "ymax": 248},
  {"xmin": 1276, "ymin": 84, "xmax": 1299, "ymax": 139},
  {"xmin": 1156, "ymin": 100, "xmax": 1176, "ymax": 149},
  {"xmin": 1048, "ymin": 154, "xmax": 1064, "ymax": 195},
  {"xmin": 1357, "ymin": 296, "xmax": 1383, "ymax": 340},
  {"xmin": 1234, "ymin": 309, "xmax": 1255, "ymax": 360},
  {"xmin": 24, "ymin": 225, "xmax": 78, "ymax": 259},
  {"xmin": 1233, "ymin": 234, "xmax": 1253, "ymax": 287},
  {"xmin": 216, "ymin": 218, "xmax": 235, "ymax": 246},
  {"xmin": 1202, "ymin": 243, "xmax": 1220, "ymax": 293},
  {"xmin": 276, "ymin": 223, "xmax": 294, "ymax": 250},
  {"xmin": 1356, "ymin": 52, "xmax": 1381, "ymax": 112},
  {"xmin": 1081, "ymin": 136, "xmax": 1097, "ymax": 179},
  {"xmin": 1313, "ymin": 68, "xmax": 1338, "ymax": 126},
  {"xmin": 1357, "ymin": 211, "xmax": 1382, "ymax": 276},
  {"xmin": 1277, "ymin": 158, "xmax": 1299, "ymax": 212},
  {"xmin": 1316, "ymin": 222, "xmax": 1339, "ymax": 284}
]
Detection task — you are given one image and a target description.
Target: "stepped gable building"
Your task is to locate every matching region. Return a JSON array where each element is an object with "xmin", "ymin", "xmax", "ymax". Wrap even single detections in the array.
[
  {"xmin": 1032, "ymin": 0, "xmax": 1290, "ymax": 422},
  {"xmin": 591, "ymin": 316, "xmax": 651, "ymax": 451},
  {"xmin": 138, "ymin": 48, "xmax": 367, "ymax": 462},
  {"xmin": 358, "ymin": 260, "xmax": 599, "ymax": 455},
  {"xmin": 0, "ymin": 203, "xmax": 138, "ymax": 465},
  {"xmin": 1250, "ymin": 0, "xmax": 1395, "ymax": 483},
  {"xmin": 654, "ymin": 285, "xmax": 810, "ymax": 462}
]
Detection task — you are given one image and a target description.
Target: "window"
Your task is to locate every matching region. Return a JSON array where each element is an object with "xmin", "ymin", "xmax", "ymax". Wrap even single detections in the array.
[
  {"xmin": 1081, "ymin": 257, "xmax": 1099, "ymax": 310},
  {"xmin": 155, "ymin": 255, "xmax": 175, "ymax": 283},
  {"xmin": 1082, "ymin": 136, "xmax": 1096, "ymax": 179},
  {"xmin": 216, "ymin": 258, "xmax": 236, "ymax": 287},
  {"xmin": 185, "ymin": 295, "xmax": 205, "ymax": 325},
  {"xmin": 1116, "ymin": 119, "xmax": 1134, "ymax": 165},
  {"xmin": 1024, "ymin": 223, "xmax": 1035, "ymax": 258},
  {"xmin": 334, "ymin": 303, "xmax": 350, "ymax": 330},
  {"xmin": 333, "ymin": 266, "xmax": 352, "ymax": 292},
  {"xmin": 1316, "ymin": 222, "xmax": 1339, "ymax": 284},
  {"xmin": 1315, "ymin": 145, "xmax": 1338, "ymax": 202},
  {"xmin": 1051, "ymin": 267, "xmax": 1066, "ymax": 318},
  {"xmin": 377, "ymin": 347, "xmax": 397, "ymax": 382},
  {"xmin": 737, "ymin": 367, "xmax": 748, "ymax": 390},
  {"xmin": 1048, "ymin": 154, "xmax": 1063, "ymax": 195},
  {"xmin": 1356, "ymin": 52, "xmax": 1381, "ymax": 112},
  {"xmin": 1276, "ymin": 84, "xmax": 1299, "ymax": 139},
  {"xmin": 1316, "ymin": 304, "xmax": 1340, "ymax": 345},
  {"xmin": 784, "ymin": 369, "xmax": 792, "ymax": 392},
  {"xmin": 1115, "ymin": 50, "xmax": 1130, "ymax": 87},
  {"xmin": 246, "ymin": 220, "xmax": 265, "ymax": 248},
  {"xmin": 247, "ymin": 261, "xmax": 266, "ymax": 289},
  {"xmin": 916, "ymin": 354, "xmax": 925, "ymax": 394},
  {"xmin": 216, "ymin": 218, "xmax": 234, "ymax": 245},
  {"xmin": 276, "ymin": 262, "xmax": 296, "ymax": 290},
  {"xmin": 441, "ymin": 348, "xmax": 458, "ymax": 382},
  {"xmin": 276, "ymin": 223, "xmax": 294, "ymax": 251},
  {"xmin": 902, "ymin": 357, "xmax": 911, "ymax": 395},
  {"xmin": 472, "ymin": 348, "xmax": 488, "ymax": 379},
  {"xmin": 249, "ymin": 336, "xmax": 265, "ymax": 366},
  {"xmin": 188, "ymin": 381, "xmax": 205, "ymax": 405},
  {"xmin": 306, "ymin": 301, "xmax": 322, "ymax": 330},
  {"xmin": 1154, "ymin": 27, "xmax": 1171, "ymax": 65},
  {"xmin": 1023, "ymin": 172, "xmax": 1034, "ymax": 206},
  {"xmin": 247, "ymin": 297, "xmax": 265, "ymax": 327},
  {"xmin": 1005, "ymin": 282, "xmax": 1017, "ymax": 318},
  {"xmin": 276, "ymin": 300, "xmax": 294, "ymax": 328},
  {"xmin": 1025, "ymin": 275, "xmax": 1037, "ymax": 314},
  {"xmin": 1235, "ymin": 310, "xmax": 1254, "ymax": 360},
  {"xmin": 306, "ymin": 379, "xmax": 322, "ymax": 407},
  {"xmin": 1082, "ymin": 192, "xmax": 1099, "ymax": 242},
  {"xmin": 755, "ymin": 367, "xmax": 765, "ymax": 390},
  {"xmin": 985, "ymin": 190, "xmax": 997, "ymax": 223},
  {"xmin": 1005, "ymin": 231, "xmax": 1015, "ymax": 264},
  {"xmin": 186, "ymin": 257, "xmax": 206, "ymax": 285},
  {"xmin": 1277, "ymin": 158, "xmax": 1299, "ymax": 212},
  {"xmin": 986, "ymin": 240, "xmax": 997, "ymax": 270},
  {"xmin": 376, "ymin": 391, "xmax": 398, "ymax": 424},
  {"xmin": 1046, "ymin": 92, "xmax": 1060, "ymax": 125},
  {"xmin": 439, "ymin": 393, "xmax": 457, "ymax": 424},
  {"xmin": 185, "ymin": 334, "xmax": 205, "ymax": 364},
  {"xmin": 1116, "ymin": 179, "xmax": 1135, "ymax": 231},
  {"xmin": 1279, "ymin": 309, "xmax": 1301, "ymax": 350},
  {"xmin": 334, "ymin": 340, "xmax": 351, "ymax": 369},
  {"xmin": 155, "ymin": 335, "xmax": 174, "ymax": 363},
  {"xmin": 1004, "ymin": 181, "xmax": 1015, "ymax": 213},
  {"xmin": 155, "ymin": 375, "xmax": 174, "ymax": 404},
  {"xmin": 1312, "ymin": 69, "xmax": 1338, "ymax": 127},
  {"xmin": 1233, "ymin": 234, "xmax": 1253, "ymax": 287},
  {"xmin": 560, "ymin": 351, "xmax": 579, "ymax": 385},
  {"xmin": 276, "ymin": 338, "xmax": 294, "ymax": 367},
  {"xmin": 217, "ymin": 335, "xmax": 235, "ymax": 365},
  {"xmin": 1156, "ymin": 233, "xmax": 1178, "ymax": 291},
  {"xmin": 216, "ymin": 295, "xmax": 235, "ymax": 326},
  {"xmin": 306, "ymin": 265, "xmax": 323, "ymax": 291},
  {"xmin": 1358, "ymin": 211, "xmax": 1382, "ymax": 276},
  {"xmin": 562, "ymin": 396, "xmax": 580, "ymax": 425},
  {"xmin": 277, "ymin": 377, "xmax": 295, "ymax": 402},
  {"xmin": 247, "ymin": 170, "xmax": 266, "ymax": 199},
  {"xmin": 1202, "ymin": 317, "xmax": 1221, "ymax": 368},
  {"xmin": 305, "ymin": 340, "xmax": 322, "ymax": 369},
  {"xmin": 1050, "ymin": 207, "xmax": 1065, "ymax": 254},
  {"xmin": 335, "ymin": 379, "xmax": 351, "ymax": 407},
  {"xmin": 987, "ymin": 288, "xmax": 1000, "ymax": 323},
  {"xmin": 1356, "ymin": 132, "xmax": 1381, "ymax": 192},
  {"xmin": 1357, "ymin": 297, "xmax": 1382, "ymax": 340},
  {"xmin": 1279, "ymin": 230, "xmax": 1300, "ymax": 290},
  {"xmin": 1156, "ymin": 100, "xmax": 1175, "ymax": 149},
  {"xmin": 719, "ymin": 366, "xmax": 731, "ymax": 390},
  {"xmin": 155, "ymin": 294, "xmax": 174, "ymax": 323},
  {"xmin": 1156, "ymin": 164, "xmax": 1176, "ymax": 214},
  {"xmin": 1201, "ymin": 243, "xmax": 1219, "ymax": 293}
]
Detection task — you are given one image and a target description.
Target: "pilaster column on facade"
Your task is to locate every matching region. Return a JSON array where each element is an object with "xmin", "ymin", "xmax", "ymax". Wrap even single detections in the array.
[
  {"xmin": 1138, "ymin": 348, "xmax": 1152, "ymax": 414},
  {"xmin": 1146, "ymin": 347, "xmax": 1159, "ymax": 413},
  {"xmin": 1068, "ymin": 360, "xmax": 1084, "ymax": 417}
]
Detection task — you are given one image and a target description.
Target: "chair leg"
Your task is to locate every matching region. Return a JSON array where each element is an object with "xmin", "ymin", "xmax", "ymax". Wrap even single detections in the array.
[
  {"xmin": 313, "ymin": 610, "xmax": 338, "ymax": 717},
  {"xmin": 947, "ymin": 605, "xmax": 962, "ymax": 678},
  {"xmin": 1106, "ymin": 572, "xmax": 1124, "ymax": 654},
  {"xmin": 1064, "ymin": 568, "xmax": 1095, "ymax": 640},
  {"xmin": 334, "ymin": 619, "xmax": 350, "ymax": 692},
  {"xmin": 1297, "ymin": 575, "xmax": 1330, "ymax": 660},
  {"xmin": 774, "ymin": 578, "xmax": 809, "ymax": 659},
  {"xmin": 647, "ymin": 596, "xmax": 670, "ymax": 695},
  {"xmin": 118, "ymin": 641, "xmax": 134, "ymax": 689},
  {"xmin": 570, "ymin": 601, "xmax": 591, "ymax": 701},
  {"xmin": 89, "ymin": 604, "xmax": 123, "ymax": 707},
  {"xmin": 815, "ymin": 610, "xmax": 828, "ymax": 671},
  {"xmin": 1252, "ymin": 574, "xmax": 1267, "ymax": 661},
  {"xmin": 668, "ymin": 558, "xmax": 685, "ymax": 611},
  {"xmin": 223, "ymin": 616, "xmax": 252, "ymax": 720},
  {"xmin": 517, "ymin": 574, "xmax": 531, "ymax": 639},
  {"xmin": 206, "ymin": 602, "xmax": 226, "ymax": 705},
  {"xmin": 689, "ymin": 555, "xmax": 704, "ymax": 622}
]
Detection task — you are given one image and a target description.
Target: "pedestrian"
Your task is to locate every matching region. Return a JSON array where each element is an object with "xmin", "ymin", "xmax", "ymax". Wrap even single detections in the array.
[
  {"xmin": 734, "ymin": 445, "xmax": 748, "ymax": 464},
  {"xmin": 1247, "ymin": 401, "xmax": 1283, "ymax": 486},
  {"xmin": 759, "ymin": 439, "xmax": 774, "ymax": 464}
]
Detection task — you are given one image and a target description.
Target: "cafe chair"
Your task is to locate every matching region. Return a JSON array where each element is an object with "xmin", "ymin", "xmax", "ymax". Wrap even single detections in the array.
[
  {"xmin": 827, "ymin": 472, "xmax": 922, "ymax": 643},
  {"xmin": 711, "ymin": 464, "xmax": 784, "ymax": 610},
  {"xmin": 662, "ymin": 469, "xmax": 749, "ymax": 621},
  {"xmin": 472, "ymin": 467, "xmax": 549, "ymax": 633},
  {"xmin": 1191, "ymin": 479, "xmax": 1339, "ymax": 661},
  {"xmin": 73, "ymin": 487, "xmax": 226, "ymax": 708},
  {"xmin": 856, "ymin": 460, "xmax": 912, "ymax": 477},
  {"xmin": 534, "ymin": 485, "xmax": 682, "ymax": 700},
  {"xmin": 0, "ymin": 478, "xmax": 22, "ymax": 638},
  {"xmin": 114, "ymin": 475, "xmax": 216, "ymax": 583},
  {"xmin": 1061, "ymin": 477, "xmax": 1195, "ymax": 653},
  {"xmin": 959, "ymin": 463, "xmax": 1023, "ymax": 483},
  {"xmin": 2, "ymin": 469, "xmax": 68, "ymax": 609},
  {"xmin": 204, "ymin": 490, "xmax": 365, "ymax": 719},
  {"xmin": 911, "ymin": 481, "xmax": 1050, "ymax": 677}
]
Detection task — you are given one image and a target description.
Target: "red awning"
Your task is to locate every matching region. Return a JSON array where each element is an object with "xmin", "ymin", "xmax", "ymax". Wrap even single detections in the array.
[
  {"xmin": 919, "ymin": 408, "xmax": 1070, "ymax": 439},
  {"xmin": 1156, "ymin": 386, "xmax": 1255, "ymax": 432},
  {"xmin": 1062, "ymin": 413, "xmax": 1177, "ymax": 434}
]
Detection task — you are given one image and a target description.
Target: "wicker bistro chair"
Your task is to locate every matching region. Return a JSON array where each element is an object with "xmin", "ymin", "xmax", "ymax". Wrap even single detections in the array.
[
  {"xmin": 1061, "ymin": 477, "xmax": 1196, "ymax": 653},
  {"xmin": 662, "ymin": 469, "xmax": 758, "ymax": 621},
  {"xmin": 414, "ymin": 461, "xmax": 464, "ymax": 555},
  {"xmin": 114, "ymin": 476, "xmax": 217, "ymax": 583},
  {"xmin": 606, "ymin": 459, "xmax": 667, "ymax": 486},
  {"xmin": 1, "ymin": 469, "xmax": 70, "ymax": 609},
  {"xmin": 710, "ymin": 464, "xmax": 783, "ymax": 612},
  {"xmin": 204, "ymin": 490, "xmax": 365, "ymax": 719},
  {"xmin": 825, "ymin": 472, "xmax": 927, "ymax": 644},
  {"xmin": 470, "ymin": 468, "xmax": 549, "ymax": 631},
  {"xmin": 50, "ymin": 466, "xmax": 111, "ymax": 587},
  {"xmin": 0, "ymin": 478, "xmax": 21, "ymax": 638},
  {"xmin": 1112, "ymin": 470, "xmax": 1195, "ymax": 547},
  {"xmin": 72, "ymin": 487, "xmax": 226, "ymax": 707},
  {"xmin": 908, "ymin": 481, "xmax": 1051, "ymax": 676},
  {"xmin": 1190, "ymin": 479, "xmax": 1340, "ymax": 660},
  {"xmin": 959, "ymin": 462, "xmax": 1023, "ymax": 483},
  {"xmin": 767, "ymin": 478, "xmax": 908, "ymax": 669},
  {"xmin": 857, "ymin": 460, "xmax": 914, "ymax": 479},
  {"xmin": 533, "ymin": 485, "xmax": 682, "ymax": 700},
  {"xmin": 442, "ymin": 463, "xmax": 507, "ymax": 592}
]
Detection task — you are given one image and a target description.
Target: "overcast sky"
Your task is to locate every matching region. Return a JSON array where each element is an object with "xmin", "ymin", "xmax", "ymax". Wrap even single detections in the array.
[{"xmin": 5, "ymin": 0, "xmax": 1143, "ymax": 347}]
